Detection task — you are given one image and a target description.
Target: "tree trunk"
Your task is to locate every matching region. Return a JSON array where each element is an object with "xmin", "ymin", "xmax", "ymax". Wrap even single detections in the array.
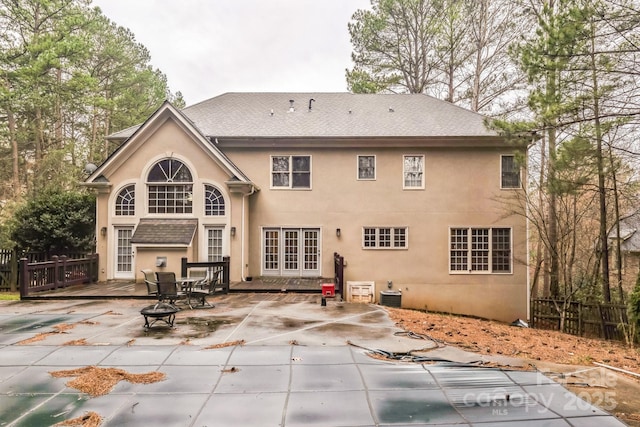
[
  {"xmin": 589, "ymin": 21, "xmax": 611, "ymax": 303},
  {"xmin": 8, "ymin": 108, "xmax": 20, "ymax": 198}
]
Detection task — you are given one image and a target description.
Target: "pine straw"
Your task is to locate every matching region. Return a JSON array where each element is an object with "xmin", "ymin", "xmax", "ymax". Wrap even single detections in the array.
[
  {"xmin": 63, "ymin": 338, "xmax": 88, "ymax": 346},
  {"xmin": 204, "ymin": 339, "xmax": 245, "ymax": 349},
  {"xmin": 386, "ymin": 307, "xmax": 640, "ymax": 373},
  {"xmin": 54, "ymin": 411, "xmax": 102, "ymax": 427},
  {"xmin": 50, "ymin": 366, "xmax": 165, "ymax": 397},
  {"xmin": 16, "ymin": 323, "xmax": 76, "ymax": 345}
]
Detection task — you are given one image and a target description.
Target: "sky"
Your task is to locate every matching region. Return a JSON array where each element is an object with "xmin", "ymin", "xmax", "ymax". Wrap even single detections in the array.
[{"xmin": 91, "ymin": 0, "xmax": 372, "ymax": 106}]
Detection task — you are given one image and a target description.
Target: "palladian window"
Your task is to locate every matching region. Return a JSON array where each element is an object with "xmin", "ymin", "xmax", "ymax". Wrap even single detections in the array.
[{"xmin": 147, "ymin": 159, "xmax": 193, "ymax": 214}]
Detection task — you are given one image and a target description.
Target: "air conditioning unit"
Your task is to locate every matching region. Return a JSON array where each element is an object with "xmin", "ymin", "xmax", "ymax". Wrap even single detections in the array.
[{"xmin": 346, "ymin": 281, "xmax": 374, "ymax": 303}]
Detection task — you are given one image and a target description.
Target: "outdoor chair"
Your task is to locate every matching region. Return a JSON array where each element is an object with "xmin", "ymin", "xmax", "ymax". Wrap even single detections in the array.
[
  {"xmin": 155, "ymin": 271, "xmax": 186, "ymax": 305},
  {"xmin": 141, "ymin": 269, "xmax": 158, "ymax": 297},
  {"xmin": 188, "ymin": 268, "xmax": 222, "ymax": 308}
]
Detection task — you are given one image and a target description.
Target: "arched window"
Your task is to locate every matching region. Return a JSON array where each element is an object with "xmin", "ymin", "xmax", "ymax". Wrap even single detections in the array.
[
  {"xmin": 115, "ymin": 185, "xmax": 135, "ymax": 216},
  {"xmin": 205, "ymin": 185, "xmax": 225, "ymax": 216},
  {"xmin": 147, "ymin": 159, "xmax": 193, "ymax": 214}
]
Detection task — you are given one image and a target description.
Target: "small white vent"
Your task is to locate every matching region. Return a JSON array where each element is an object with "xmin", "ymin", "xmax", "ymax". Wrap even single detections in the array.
[{"xmin": 346, "ymin": 281, "xmax": 375, "ymax": 303}]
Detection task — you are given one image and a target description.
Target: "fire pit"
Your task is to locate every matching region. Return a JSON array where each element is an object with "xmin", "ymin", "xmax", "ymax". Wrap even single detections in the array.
[{"xmin": 140, "ymin": 303, "xmax": 178, "ymax": 329}]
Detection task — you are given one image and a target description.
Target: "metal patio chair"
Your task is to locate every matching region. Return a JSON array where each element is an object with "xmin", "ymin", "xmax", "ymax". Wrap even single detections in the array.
[
  {"xmin": 155, "ymin": 271, "xmax": 187, "ymax": 305},
  {"xmin": 188, "ymin": 268, "xmax": 222, "ymax": 308},
  {"xmin": 141, "ymin": 269, "xmax": 158, "ymax": 297}
]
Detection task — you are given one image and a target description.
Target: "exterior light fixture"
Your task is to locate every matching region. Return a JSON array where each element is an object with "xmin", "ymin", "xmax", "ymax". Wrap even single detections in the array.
[
  {"xmin": 336, "ymin": 228, "xmax": 341, "ymax": 237},
  {"xmin": 231, "ymin": 226, "xmax": 236, "ymax": 237},
  {"xmin": 100, "ymin": 227, "xmax": 107, "ymax": 237}
]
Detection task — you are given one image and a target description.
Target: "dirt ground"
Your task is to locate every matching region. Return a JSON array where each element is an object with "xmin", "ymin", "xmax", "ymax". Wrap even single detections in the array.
[{"xmin": 386, "ymin": 307, "xmax": 640, "ymax": 427}]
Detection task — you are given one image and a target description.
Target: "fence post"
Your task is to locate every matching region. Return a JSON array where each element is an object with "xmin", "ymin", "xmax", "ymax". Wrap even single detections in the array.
[
  {"xmin": 181, "ymin": 257, "xmax": 188, "ymax": 278},
  {"xmin": 222, "ymin": 256, "xmax": 230, "ymax": 293},
  {"xmin": 51, "ymin": 255, "xmax": 59, "ymax": 288},
  {"xmin": 92, "ymin": 254, "xmax": 99, "ymax": 282},
  {"xmin": 578, "ymin": 302, "xmax": 583, "ymax": 337},
  {"xmin": 60, "ymin": 255, "xmax": 68, "ymax": 287},
  {"xmin": 19, "ymin": 258, "xmax": 28, "ymax": 298}
]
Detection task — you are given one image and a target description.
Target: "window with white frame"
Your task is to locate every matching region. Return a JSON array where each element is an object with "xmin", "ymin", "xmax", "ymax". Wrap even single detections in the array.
[
  {"xmin": 115, "ymin": 185, "xmax": 135, "ymax": 216},
  {"xmin": 450, "ymin": 227, "xmax": 512, "ymax": 273},
  {"xmin": 357, "ymin": 155, "xmax": 376, "ymax": 180},
  {"xmin": 271, "ymin": 155, "xmax": 311, "ymax": 188},
  {"xmin": 147, "ymin": 159, "xmax": 193, "ymax": 214},
  {"xmin": 363, "ymin": 227, "xmax": 407, "ymax": 249},
  {"xmin": 204, "ymin": 185, "xmax": 225, "ymax": 216},
  {"xmin": 403, "ymin": 155, "xmax": 424, "ymax": 189},
  {"xmin": 501, "ymin": 155, "xmax": 521, "ymax": 189}
]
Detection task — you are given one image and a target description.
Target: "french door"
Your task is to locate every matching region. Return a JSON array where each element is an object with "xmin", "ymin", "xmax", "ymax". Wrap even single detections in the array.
[
  {"xmin": 114, "ymin": 226, "xmax": 134, "ymax": 279},
  {"xmin": 263, "ymin": 227, "xmax": 321, "ymax": 277}
]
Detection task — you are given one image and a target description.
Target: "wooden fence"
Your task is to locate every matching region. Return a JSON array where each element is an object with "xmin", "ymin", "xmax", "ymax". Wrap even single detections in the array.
[
  {"xmin": 19, "ymin": 254, "xmax": 99, "ymax": 297},
  {"xmin": 0, "ymin": 249, "xmax": 17, "ymax": 292},
  {"xmin": 531, "ymin": 298, "xmax": 630, "ymax": 341}
]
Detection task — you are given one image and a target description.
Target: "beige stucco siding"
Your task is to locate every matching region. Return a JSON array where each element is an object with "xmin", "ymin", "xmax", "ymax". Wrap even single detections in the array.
[{"xmin": 224, "ymin": 144, "xmax": 527, "ymax": 321}]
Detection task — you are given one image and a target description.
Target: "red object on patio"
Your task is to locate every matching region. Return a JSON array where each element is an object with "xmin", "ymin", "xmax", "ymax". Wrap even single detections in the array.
[{"xmin": 322, "ymin": 283, "xmax": 335, "ymax": 298}]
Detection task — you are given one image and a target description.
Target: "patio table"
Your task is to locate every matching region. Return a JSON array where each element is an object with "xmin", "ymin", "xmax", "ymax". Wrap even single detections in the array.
[{"xmin": 178, "ymin": 277, "xmax": 205, "ymax": 308}]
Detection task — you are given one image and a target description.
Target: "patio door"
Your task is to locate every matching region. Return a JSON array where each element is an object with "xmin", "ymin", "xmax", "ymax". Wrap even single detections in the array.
[
  {"xmin": 114, "ymin": 226, "xmax": 134, "ymax": 279},
  {"xmin": 262, "ymin": 227, "xmax": 321, "ymax": 277}
]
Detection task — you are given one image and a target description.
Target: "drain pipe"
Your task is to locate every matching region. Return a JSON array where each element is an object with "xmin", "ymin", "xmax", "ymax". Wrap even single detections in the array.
[{"xmin": 241, "ymin": 187, "xmax": 255, "ymax": 281}]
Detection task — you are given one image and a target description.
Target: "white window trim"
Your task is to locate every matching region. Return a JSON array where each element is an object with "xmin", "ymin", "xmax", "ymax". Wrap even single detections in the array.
[
  {"xmin": 500, "ymin": 154, "xmax": 522, "ymax": 190},
  {"xmin": 402, "ymin": 154, "xmax": 425, "ymax": 190},
  {"xmin": 448, "ymin": 226, "xmax": 513, "ymax": 275},
  {"xmin": 270, "ymin": 155, "xmax": 313, "ymax": 190},
  {"xmin": 357, "ymin": 154, "xmax": 376, "ymax": 181},
  {"xmin": 362, "ymin": 226, "xmax": 409, "ymax": 250}
]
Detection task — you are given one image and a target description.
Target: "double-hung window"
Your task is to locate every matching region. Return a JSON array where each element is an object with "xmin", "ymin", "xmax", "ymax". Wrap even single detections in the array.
[
  {"xmin": 357, "ymin": 155, "xmax": 376, "ymax": 180},
  {"xmin": 271, "ymin": 155, "xmax": 311, "ymax": 189},
  {"xmin": 403, "ymin": 155, "xmax": 424, "ymax": 189},
  {"xmin": 363, "ymin": 227, "xmax": 407, "ymax": 249},
  {"xmin": 501, "ymin": 155, "xmax": 521, "ymax": 189},
  {"xmin": 450, "ymin": 227, "xmax": 512, "ymax": 273}
]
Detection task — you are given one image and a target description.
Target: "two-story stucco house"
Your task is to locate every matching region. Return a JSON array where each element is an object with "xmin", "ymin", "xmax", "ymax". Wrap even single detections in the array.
[{"xmin": 84, "ymin": 92, "xmax": 529, "ymax": 322}]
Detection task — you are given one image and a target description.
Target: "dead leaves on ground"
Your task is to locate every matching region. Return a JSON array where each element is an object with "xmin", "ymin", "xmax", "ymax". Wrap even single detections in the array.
[
  {"xmin": 204, "ymin": 339, "xmax": 245, "ymax": 349},
  {"xmin": 54, "ymin": 411, "xmax": 102, "ymax": 427},
  {"xmin": 49, "ymin": 366, "xmax": 165, "ymax": 397}
]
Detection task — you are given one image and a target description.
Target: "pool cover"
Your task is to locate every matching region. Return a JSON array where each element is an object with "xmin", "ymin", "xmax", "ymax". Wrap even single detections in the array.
[{"xmin": 0, "ymin": 339, "xmax": 627, "ymax": 426}]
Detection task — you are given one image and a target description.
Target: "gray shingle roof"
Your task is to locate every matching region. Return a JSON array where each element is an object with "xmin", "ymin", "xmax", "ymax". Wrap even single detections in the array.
[
  {"xmin": 609, "ymin": 212, "xmax": 640, "ymax": 253},
  {"xmin": 109, "ymin": 92, "xmax": 498, "ymax": 140},
  {"xmin": 131, "ymin": 219, "xmax": 198, "ymax": 245}
]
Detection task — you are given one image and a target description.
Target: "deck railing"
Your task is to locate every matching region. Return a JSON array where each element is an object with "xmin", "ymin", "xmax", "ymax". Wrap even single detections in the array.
[
  {"xmin": 19, "ymin": 254, "xmax": 99, "ymax": 298},
  {"xmin": 180, "ymin": 256, "xmax": 230, "ymax": 293},
  {"xmin": 334, "ymin": 252, "xmax": 344, "ymax": 298}
]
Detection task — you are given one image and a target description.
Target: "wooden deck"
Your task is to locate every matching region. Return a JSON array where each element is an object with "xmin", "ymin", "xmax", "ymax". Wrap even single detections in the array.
[{"xmin": 22, "ymin": 277, "xmax": 331, "ymax": 299}]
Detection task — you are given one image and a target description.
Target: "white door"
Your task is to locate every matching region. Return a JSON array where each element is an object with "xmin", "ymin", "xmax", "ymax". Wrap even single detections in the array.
[
  {"xmin": 262, "ymin": 228, "xmax": 321, "ymax": 277},
  {"xmin": 206, "ymin": 227, "xmax": 224, "ymax": 261},
  {"xmin": 114, "ymin": 226, "xmax": 134, "ymax": 279}
]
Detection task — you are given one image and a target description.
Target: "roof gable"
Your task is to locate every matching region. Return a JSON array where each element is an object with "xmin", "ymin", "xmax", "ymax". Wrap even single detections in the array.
[{"xmin": 85, "ymin": 101, "xmax": 253, "ymax": 185}]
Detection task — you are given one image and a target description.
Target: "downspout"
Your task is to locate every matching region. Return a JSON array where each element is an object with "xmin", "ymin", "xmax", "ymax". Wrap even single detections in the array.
[{"xmin": 241, "ymin": 186, "xmax": 255, "ymax": 281}]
